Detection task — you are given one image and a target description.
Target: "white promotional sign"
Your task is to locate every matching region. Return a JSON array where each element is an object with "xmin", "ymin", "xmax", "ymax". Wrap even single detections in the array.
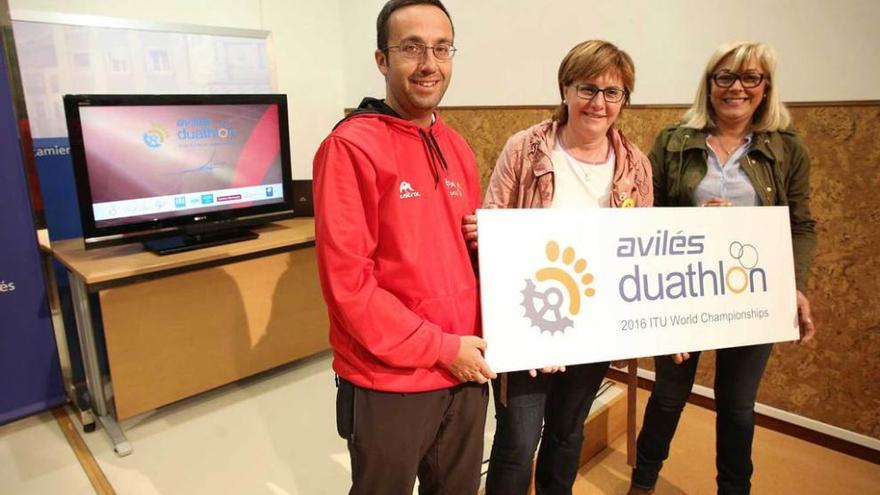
[{"xmin": 477, "ymin": 207, "xmax": 799, "ymax": 373}]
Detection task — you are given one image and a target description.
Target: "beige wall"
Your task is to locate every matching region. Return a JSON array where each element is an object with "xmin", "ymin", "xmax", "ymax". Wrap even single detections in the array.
[
  {"xmin": 14, "ymin": 0, "xmax": 878, "ymax": 177},
  {"xmin": 11, "ymin": 0, "xmax": 261, "ymax": 27},
  {"xmin": 342, "ymin": 0, "xmax": 880, "ymax": 107},
  {"xmin": 9, "ymin": 0, "xmax": 346, "ymax": 179}
]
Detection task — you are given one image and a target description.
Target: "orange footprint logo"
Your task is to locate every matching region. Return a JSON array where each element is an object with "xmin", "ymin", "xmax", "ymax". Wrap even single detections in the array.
[{"xmin": 522, "ymin": 241, "xmax": 596, "ymax": 334}]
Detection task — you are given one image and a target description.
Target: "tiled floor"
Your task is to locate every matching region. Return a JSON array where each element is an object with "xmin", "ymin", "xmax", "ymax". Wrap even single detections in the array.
[
  {"xmin": 1, "ymin": 352, "xmax": 878, "ymax": 494},
  {"xmin": 574, "ymin": 389, "xmax": 880, "ymax": 494},
  {"xmin": 80, "ymin": 351, "xmax": 355, "ymax": 494},
  {"xmin": 0, "ymin": 412, "xmax": 94, "ymax": 495}
]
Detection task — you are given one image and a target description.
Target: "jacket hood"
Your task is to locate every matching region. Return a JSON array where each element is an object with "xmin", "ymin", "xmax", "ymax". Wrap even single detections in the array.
[
  {"xmin": 336, "ymin": 97, "xmax": 401, "ymax": 125},
  {"xmin": 335, "ymin": 97, "xmax": 450, "ymax": 187}
]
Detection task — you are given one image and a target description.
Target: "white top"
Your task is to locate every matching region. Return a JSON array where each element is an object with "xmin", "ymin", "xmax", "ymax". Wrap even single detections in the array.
[{"xmin": 550, "ymin": 139, "xmax": 615, "ymax": 208}]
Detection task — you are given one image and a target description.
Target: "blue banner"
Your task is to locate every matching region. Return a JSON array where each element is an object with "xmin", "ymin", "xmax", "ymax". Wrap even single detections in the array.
[
  {"xmin": 0, "ymin": 36, "xmax": 65, "ymax": 423},
  {"xmin": 33, "ymin": 137, "xmax": 81, "ymax": 240},
  {"xmin": 31, "ymin": 136, "xmax": 92, "ymax": 399}
]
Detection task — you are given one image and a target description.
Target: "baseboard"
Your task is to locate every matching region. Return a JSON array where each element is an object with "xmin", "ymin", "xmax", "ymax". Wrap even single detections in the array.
[{"xmin": 606, "ymin": 367, "xmax": 880, "ymax": 465}]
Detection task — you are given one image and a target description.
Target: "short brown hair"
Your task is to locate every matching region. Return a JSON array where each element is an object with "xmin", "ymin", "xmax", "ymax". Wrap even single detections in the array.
[
  {"xmin": 553, "ymin": 40, "xmax": 636, "ymax": 124},
  {"xmin": 376, "ymin": 0, "xmax": 454, "ymax": 50}
]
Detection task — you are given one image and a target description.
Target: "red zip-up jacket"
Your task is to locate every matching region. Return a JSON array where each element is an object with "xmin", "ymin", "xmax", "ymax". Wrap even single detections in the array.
[{"xmin": 312, "ymin": 104, "xmax": 481, "ymax": 393}]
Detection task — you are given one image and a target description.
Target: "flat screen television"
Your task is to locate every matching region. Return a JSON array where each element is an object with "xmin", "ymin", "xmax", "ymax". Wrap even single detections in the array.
[{"xmin": 63, "ymin": 94, "xmax": 294, "ymax": 254}]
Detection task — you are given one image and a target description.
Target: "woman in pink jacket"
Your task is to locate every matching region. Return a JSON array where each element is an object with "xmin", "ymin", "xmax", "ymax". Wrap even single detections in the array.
[{"xmin": 464, "ymin": 39, "xmax": 652, "ymax": 494}]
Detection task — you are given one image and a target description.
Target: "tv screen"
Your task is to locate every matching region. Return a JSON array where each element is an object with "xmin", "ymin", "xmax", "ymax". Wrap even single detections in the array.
[{"xmin": 64, "ymin": 94, "xmax": 294, "ymax": 252}]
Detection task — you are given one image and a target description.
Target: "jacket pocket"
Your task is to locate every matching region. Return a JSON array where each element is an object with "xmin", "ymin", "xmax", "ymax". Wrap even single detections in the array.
[{"xmin": 411, "ymin": 287, "xmax": 480, "ymax": 335}]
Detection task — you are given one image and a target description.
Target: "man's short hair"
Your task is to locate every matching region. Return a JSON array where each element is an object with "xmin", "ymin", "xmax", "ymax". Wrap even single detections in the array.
[{"xmin": 376, "ymin": 0, "xmax": 454, "ymax": 50}]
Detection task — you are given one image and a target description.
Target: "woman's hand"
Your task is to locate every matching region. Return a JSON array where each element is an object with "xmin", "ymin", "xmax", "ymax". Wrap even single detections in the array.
[
  {"xmin": 528, "ymin": 365, "xmax": 566, "ymax": 377},
  {"xmin": 701, "ymin": 197, "xmax": 732, "ymax": 207},
  {"xmin": 671, "ymin": 352, "xmax": 690, "ymax": 365},
  {"xmin": 796, "ymin": 290, "xmax": 816, "ymax": 343},
  {"xmin": 461, "ymin": 214, "xmax": 478, "ymax": 250}
]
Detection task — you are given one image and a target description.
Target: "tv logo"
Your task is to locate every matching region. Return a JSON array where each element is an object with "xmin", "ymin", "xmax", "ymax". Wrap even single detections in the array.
[
  {"xmin": 143, "ymin": 124, "xmax": 168, "ymax": 148},
  {"xmin": 521, "ymin": 241, "xmax": 596, "ymax": 334}
]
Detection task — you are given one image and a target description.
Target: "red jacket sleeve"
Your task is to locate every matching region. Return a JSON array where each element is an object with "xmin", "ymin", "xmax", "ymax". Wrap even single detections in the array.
[{"xmin": 312, "ymin": 136, "xmax": 460, "ymax": 369}]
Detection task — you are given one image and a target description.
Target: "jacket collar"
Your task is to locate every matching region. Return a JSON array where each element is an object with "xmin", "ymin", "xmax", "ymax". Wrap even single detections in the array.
[
  {"xmin": 527, "ymin": 120, "xmax": 629, "ymax": 177},
  {"xmin": 666, "ymin": 126, "xmax": 778, "ymax": 161},
  {"xmin": 335, "ymin": 97, "xmax": 444, "ymax": 137},
  {"xmin": 526, "ymin": 120, "xmax": 558, "ymax": 177},
  {"xmin": 751, "ymin": 132, "xmax": 782, "ymax": 162}
]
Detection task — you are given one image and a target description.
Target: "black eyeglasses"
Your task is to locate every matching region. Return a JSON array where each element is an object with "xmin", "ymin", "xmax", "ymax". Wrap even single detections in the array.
[
  {"xmin": 574, "ymin": 83, "xmax": 627, "ymax": 104},
  {"xmin": 384, "ymin": 41, "xmax": 457, "ymax": 60},
  {"xmin": 711, "ymin": 70, "xmax": 766, "ymax": 88}
]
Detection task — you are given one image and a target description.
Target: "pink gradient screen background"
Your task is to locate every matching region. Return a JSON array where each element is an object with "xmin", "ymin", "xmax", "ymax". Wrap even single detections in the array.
[{"xmin": 78, "ymin": 103, "xmax": 284, "ymax": 226}]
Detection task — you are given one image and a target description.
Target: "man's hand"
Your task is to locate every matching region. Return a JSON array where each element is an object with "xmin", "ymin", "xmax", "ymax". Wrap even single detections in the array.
[
  {"xmin": 461, "ymin": 214, "xmax": 478, "ymax": 250},
  {"xmin": 797, "ymin": 290, "xmax": 816, "ymax": 344},
  {"xmin": 446, "ymin": 336, "xmax": 496, "ymax": 383},
  {"xmin": 672, "ymin": 352, "xmax": 690, "ymax": 365}
]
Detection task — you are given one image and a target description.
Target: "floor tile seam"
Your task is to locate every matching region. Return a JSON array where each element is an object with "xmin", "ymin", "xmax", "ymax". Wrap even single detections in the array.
[{"xmin": 52, "ymin": 407, "xmax": 116, "ymax": 495}]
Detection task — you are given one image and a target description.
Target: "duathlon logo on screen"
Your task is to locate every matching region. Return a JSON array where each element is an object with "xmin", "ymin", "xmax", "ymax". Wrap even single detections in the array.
[
  {"xmin": 145, "ymin": 119, "xmax": 239, "ymax": 150},
  {"xmin": 143, "ymin": 124, "xmax": 168, "ymax": 149}
]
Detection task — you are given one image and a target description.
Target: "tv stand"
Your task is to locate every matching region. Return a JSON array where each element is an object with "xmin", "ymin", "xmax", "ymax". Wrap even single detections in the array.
[
  {"xmin": 143, "ymin": 229, "xmax": 259, "ymax": 255},
  {"xmin": 50, "ymin": 218, "xmax": 329, "ymax": 456}
]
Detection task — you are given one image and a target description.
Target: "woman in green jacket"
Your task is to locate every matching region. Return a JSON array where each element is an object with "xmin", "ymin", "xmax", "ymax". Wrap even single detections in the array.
[{"xmin": 629, "ymin": 41, "xmax": 817, "ymax": 495}]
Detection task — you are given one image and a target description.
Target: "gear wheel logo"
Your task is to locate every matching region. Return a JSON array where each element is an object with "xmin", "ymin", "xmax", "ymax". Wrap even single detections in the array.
[{"xmin": 521, "ymin": 240, "xmax": 596, "ymax": 334}]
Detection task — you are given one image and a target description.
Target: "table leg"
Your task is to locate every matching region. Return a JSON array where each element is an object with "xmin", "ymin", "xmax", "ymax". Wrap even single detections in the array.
[
  {"xmin": 627, "ymin": 359, "xmax": 638, "ymax": 467},
  {"xmin": 69, "ymin": 273, "xmax": 132, "ymax": 456},
  {"xmin": 97, "ymin": 414, "xmax": 133, "ymax": 456}
]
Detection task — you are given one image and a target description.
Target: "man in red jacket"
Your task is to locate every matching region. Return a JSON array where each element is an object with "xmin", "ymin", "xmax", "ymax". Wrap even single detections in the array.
[{"xmin": 312, "ymin": 1, "xmax": 495, "ymax": 493}]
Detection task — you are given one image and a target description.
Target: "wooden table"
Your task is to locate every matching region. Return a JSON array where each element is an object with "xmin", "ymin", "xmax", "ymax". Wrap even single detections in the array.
[{"xmin": 52, "ymin": 219, "xmax": 329, "ymax": 455}]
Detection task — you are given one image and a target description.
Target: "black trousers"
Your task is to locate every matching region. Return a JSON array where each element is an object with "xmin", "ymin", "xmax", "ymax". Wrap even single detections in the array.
[
  {"xmin": 336, "ymin": 378, "xmax": 489, "ymax": 495},
  {"xmin": 632, "ymin": 344, "xmax": 774, "ymax": 495},
  {"xmin": 486, "ymin": 362, "xmax": 610, "ymax": 495}
]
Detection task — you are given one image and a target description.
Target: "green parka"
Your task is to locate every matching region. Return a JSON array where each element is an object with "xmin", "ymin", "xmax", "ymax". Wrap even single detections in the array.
[{"xmin": 649, "ymin": 124, "xmax": 817, "ymax": 291}]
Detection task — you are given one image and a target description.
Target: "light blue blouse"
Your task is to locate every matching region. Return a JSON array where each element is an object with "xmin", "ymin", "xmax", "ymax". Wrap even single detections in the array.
[{"xmin": 693, "ymin": 134, "xmax": 759, "ymax": 207}]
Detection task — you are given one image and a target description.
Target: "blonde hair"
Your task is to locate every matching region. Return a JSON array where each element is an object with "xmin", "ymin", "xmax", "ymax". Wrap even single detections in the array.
[
  {"xmin": 682, "ymin": 41, "xmax": 791, "ymax": 132},
  {"xmin": 553, "ymin": 40, "xmax": 635, "ymax": 125}
]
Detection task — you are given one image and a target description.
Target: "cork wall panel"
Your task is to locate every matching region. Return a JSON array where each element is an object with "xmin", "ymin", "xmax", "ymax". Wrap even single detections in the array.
[
  {"xmin": 442, "ymin": 108, "xmax": 553, "ymax": 188},
  {"xmin": 442, "ymin": 106, "xmax": 687, "ymax": 189},
  {"xmin": 440, "ymin": 104, "xmax": 880, "ymax": 439}
]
